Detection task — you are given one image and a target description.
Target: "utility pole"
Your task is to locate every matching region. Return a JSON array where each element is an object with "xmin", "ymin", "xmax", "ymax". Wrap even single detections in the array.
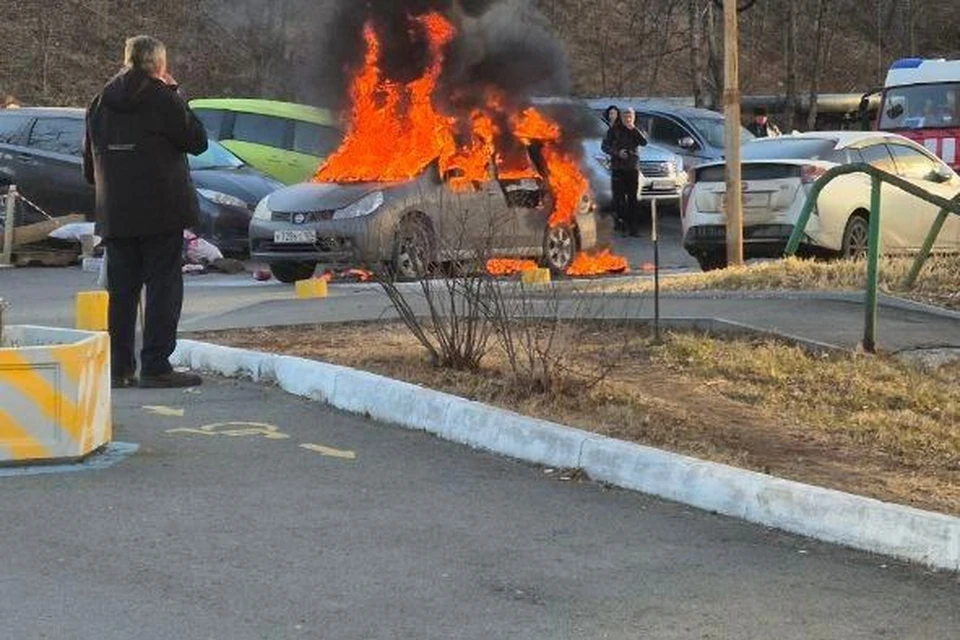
[{"xmin": 723, "ymin": 0, "xmax": 743, "ymax": 267}]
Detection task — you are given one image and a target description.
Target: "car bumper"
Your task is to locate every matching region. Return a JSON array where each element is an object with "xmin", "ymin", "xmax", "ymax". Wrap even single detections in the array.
[
  {"xmin": 683, "ymin": 224, "xmax": 811, "ymax": 257},
  {"xmin": 248, "ymin": 216, "xmax": 380, "ymax": 266}
]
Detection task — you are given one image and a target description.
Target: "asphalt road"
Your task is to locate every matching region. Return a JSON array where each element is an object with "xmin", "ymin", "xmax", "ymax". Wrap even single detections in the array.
[{"xmin": 0, "ymin": 377, "xmax": 956, "ymax": 639}]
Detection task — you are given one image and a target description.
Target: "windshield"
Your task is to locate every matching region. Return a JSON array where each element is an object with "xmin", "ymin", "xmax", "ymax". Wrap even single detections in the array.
[
  {"xmin": 687, "ymin": 116, "xmax": 755, "ymax": 148},
  {"xmin": 742, "ymin": 138, "xmax": 838, "ymax": 161},
  {"xmin": 189, "ymin": 140, "xmax": 244, "ymax": 170},
  {"xmin": 879, "ymin": 83, "xmax": 960, "ymax": 130}
]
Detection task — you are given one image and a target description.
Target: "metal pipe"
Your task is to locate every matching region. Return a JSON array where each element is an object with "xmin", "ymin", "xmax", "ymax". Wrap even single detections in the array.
[
  {"xmin": 652, "ymin": 198, "xmax": 661, "ymax": 343},
  {"xmin": 864, "ymin": 176, "xmax": 882, "ymax": 353},
  {"xmin": 0, "ymin": 185, "xmax": 16, "ymax": 268}
]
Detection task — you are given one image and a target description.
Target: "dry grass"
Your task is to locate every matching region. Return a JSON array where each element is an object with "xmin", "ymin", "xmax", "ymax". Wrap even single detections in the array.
[
  {"xmin": 192, "ymin": 321, "xmax": 960, "ymax": 516},
  {"xmin": 607, "ymin": 256, "xmax": 960, "ymax": 310}
]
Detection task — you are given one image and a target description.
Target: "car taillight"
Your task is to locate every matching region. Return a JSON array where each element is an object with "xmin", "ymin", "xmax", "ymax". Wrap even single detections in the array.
[
  {"xmin": 680, "ymin": 169, "xmax": 696, "ymax": 216},
  {"xmin": 681, "ymin": 184, "xmax": 694, "ymax": 217},
  {"xmin": 801, "ymin": 165, "xmax": 827, "ymax": 184}
]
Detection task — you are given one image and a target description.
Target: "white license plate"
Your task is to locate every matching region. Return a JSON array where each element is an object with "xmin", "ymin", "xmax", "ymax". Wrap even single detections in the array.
[
  {"xmin": 720, "ymin": 193, "xmax": 771, "ymax": 209},
  {"xmin": 273, "ymin": 230, "xmax": 317, "ymax": 244},
  {"xmin": 650, "ymin": 179, "xmax": 676, "ymax": 191}
]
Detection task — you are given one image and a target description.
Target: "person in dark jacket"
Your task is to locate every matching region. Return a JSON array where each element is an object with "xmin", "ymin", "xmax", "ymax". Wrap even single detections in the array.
[
  {"xmin": 746, "ymin": 106, "xmax": 781, "ymax": 138},
  {"xmin": 83, "ymin": 35, "xmax": 208, "ymax": 389},
  {"xmin": 601, "ymin": 107, "xmax": 648, "ymax": 236}
]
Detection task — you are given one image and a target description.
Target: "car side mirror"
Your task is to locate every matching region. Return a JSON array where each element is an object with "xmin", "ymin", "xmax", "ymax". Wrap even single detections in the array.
[
  {"xmin": 886, "ymin": 103, "xmax": 904, "ymax": 120},
  {"xmin": 931, "ymin": 164, "xmax": 955, "ymax": 183},
  {"xmin": 679, "ymin": 136, "xmax": 696, "ymax": 150}
]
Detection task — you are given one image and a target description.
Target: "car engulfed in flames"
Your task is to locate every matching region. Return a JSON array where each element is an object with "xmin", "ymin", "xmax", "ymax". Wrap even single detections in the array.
[{"xmin": 249, "ymin": 11, "xmax": 625, "ymax": 283}]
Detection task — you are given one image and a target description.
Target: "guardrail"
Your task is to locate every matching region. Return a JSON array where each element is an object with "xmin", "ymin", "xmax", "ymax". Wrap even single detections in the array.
[{"xmin": 783, "ymin": 163, "xmax": 960, "ymax": 352}]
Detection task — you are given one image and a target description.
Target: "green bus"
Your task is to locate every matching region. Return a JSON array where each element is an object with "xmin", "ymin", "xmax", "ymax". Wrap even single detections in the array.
[{"xmin": 189, "ymin": 99, "xmax": 341, "ymax": 184}]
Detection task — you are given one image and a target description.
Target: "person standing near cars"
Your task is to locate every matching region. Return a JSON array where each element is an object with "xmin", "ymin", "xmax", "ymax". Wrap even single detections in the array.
[
  {"xmin": 746, "ymin": 106, "xmax": 781, "ymax": 138},
  {"xmin": 83, "ymin": 35, "xmax": 208, "ymax": 389},
  {"xmin": 602, "ymin": 107, "xmax": 648, "ymax": 236},
  {"xmin": 602, "ymin": 105, "xmax": 624, "ymax": 230}
]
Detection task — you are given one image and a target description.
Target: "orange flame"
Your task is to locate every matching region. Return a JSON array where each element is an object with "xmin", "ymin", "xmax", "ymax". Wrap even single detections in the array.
[
  {"xmin": 486, "ymin": 259, "xmax": 539, "ymax": 276},
  {"xmin": 565, "ymin": 250, "xmax": 629, "ymax": 277},
  {"xmin": 316, "ymin": 11, "xmax": 624, "ymax": 277}
]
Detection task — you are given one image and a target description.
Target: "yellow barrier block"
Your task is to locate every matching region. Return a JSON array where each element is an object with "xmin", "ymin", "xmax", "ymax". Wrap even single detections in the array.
[
  {"xmin": 520, "ymin": 268, "xmax": 551, "ymax": 286},
  {"xmin": 0, "ymin": 326, "xmax": 111, "ymax": 464},
  {"xmin": 295, "ymin": 278, "xmax": 329, "ymax": 299},
  {"xmin": 76, "ymin": 291, "xmax": 109, "ymax": 331}
]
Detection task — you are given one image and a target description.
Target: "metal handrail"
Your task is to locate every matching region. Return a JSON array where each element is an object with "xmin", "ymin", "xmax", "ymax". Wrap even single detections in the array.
[{"xmin": 783, "ymin": 163, "xmax": 960, "ymax": 352}]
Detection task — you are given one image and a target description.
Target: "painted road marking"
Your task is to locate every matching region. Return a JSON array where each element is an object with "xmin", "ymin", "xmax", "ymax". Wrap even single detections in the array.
[
  {"xmin": 166, "ymin": 422, "xmax": 290, "ymax": 440},
  {"xmin": 0, "ymin": 442, "xmax": 139, "ymax": 477},
  {"xmin": 300, "ymin": 443, "xmax": 357, "ymax": 460},
  {"xmin": 143, "ymin": 405, "xmax": 185, "ymax": 417}
]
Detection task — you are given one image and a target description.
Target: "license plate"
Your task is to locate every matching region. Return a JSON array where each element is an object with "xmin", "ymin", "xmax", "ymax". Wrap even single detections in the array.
[
  {"xmin": 274, "ymin": 230, "xmax": 316, "ymax": 244},
  {"xmin": 651, "ymin": 179, "xmax": 675, "ymax": 191},
  {"xmin": 720, "ymin": 193, "xmax": 771, "ymax": 209}
]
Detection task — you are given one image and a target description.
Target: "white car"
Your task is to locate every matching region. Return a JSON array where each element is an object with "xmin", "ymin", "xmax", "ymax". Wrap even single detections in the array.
[{"xmin": 680, "ymin": 131, "xmax": 960, "ymax": 271}]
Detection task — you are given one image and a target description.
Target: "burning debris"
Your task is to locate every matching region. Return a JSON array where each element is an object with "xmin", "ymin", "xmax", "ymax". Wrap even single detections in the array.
[{"xmin": 316, "ymin": 1, "xmax": 626, "ymax": 277}]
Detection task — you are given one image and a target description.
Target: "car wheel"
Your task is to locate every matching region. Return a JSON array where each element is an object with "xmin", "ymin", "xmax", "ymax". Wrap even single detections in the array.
[
  {"xmin": 270, "ymin": 261, "xmax": 317, "ymax": 284},
  {"xmin": 696, "ymin": 251, "xmax": 727, "ymax": 272},
  {"xmin": 841, "ymin": 214, "xmax": 870, "ymax": 260},
  {"xmin": 392, "ymin": 215, "xmax": 434, "ymax": 281},
  {"xmin": 542, "ymin": 224, "xmax": 577, "ymax": 274}
]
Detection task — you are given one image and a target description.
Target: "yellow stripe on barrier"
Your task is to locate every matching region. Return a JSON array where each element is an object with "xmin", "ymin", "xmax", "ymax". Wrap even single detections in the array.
[
  {"xmin": 0, "ymin": 408, "xmax": 52, "ymax": 460},
  {"xmin": 0, "ymin": 351, "xmax": 83, "ymax": 443}
]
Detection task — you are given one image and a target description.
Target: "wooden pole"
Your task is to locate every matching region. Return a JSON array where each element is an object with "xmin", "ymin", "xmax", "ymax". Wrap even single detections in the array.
[{"xmin": 723, "ymin": 0, "xmax": 743, "ymax": 267}]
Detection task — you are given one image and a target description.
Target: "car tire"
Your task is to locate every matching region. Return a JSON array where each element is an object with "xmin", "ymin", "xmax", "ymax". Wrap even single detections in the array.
[
  {"xmin": 270, "ymin": 261, "xmax": 317, "ymax": 283},
  {"xmin": 391, "ymin": 215, "xmax": 434, "ymax": 281},
  {"xmin": 696, "ymin": 251, "xmax": 727, "ymax": 272},
  {"xmin": 542, "ymin": 224, "xmax": 578, "ymax": 275},
  {"xmin": 841, "ymin": 214, "xmax": 870, "ymax": 260}
]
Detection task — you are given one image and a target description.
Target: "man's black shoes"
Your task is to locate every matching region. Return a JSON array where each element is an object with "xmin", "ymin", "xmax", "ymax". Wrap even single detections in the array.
[
  {"xmin": 111, "ymin": 374, "xmax": 138, "ymax": 389},
  {"xmin": 138, "ymin": 371, "xmax": 203, "ymax": 389}
]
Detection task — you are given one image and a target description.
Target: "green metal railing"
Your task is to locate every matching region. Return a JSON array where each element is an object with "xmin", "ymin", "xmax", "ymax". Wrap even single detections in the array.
[{"xmin": 783, "ymin": 163, "xmax": 960, "ymax": 352}]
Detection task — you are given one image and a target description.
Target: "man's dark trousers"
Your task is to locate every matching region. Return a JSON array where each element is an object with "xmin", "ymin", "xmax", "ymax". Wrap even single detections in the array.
[
  {"xmin": 613, "ymin": 168, "xmax": 640, "ymax": 234},
  {"xmin": 106, "ymin": 232, "xmax": 183, "ymax": 378}
]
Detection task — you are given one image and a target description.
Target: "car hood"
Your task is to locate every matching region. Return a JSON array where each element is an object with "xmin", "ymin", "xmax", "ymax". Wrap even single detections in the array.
[
  {"xmin": 191, "ymin": 167, "xmax": 284, "ymax": 207},
  {"xmin": 266, "ymin": 180, "xmax": 394, "ymax": 213}
]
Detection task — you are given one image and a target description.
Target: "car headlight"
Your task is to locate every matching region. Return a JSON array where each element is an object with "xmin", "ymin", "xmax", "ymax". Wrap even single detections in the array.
[
  {"xmin": 253, "ymin": 195, "xmax": 272, "ymax": 220},
  {"xmin": 594, "ymin": 154, "xmax": 612, "ymax": 172},
  {"xmin": 197, "ymin": 188, "xmax": 248, "ymax": 209},
  {"xmin": 333, "ymin": 191, "xmax": 384, "ymax": 220}
]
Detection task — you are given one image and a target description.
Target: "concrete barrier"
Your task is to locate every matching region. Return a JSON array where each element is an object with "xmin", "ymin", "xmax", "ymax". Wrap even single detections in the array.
[{"xmin": 0, "ymin": 326, "xmax": 111, "ymax": 464}]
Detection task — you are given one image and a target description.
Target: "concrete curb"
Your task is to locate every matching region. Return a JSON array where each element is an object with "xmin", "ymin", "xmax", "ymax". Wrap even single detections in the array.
[
  {"xmin": 171, "ymin": 339, "xmax": 960, "ymax": 573},
  {"xmin": 567, "ymin": 288, "xmax": 960, "ymax": 322}
]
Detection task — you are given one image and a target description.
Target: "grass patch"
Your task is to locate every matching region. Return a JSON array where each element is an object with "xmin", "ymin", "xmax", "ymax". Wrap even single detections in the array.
[
  {"xmin": 608, "ymin": 256, "xmax": 960, "ymax": 310},
  {"xmin": 192, "ymin": 321, "xmax": 960, "ymax": 517}
]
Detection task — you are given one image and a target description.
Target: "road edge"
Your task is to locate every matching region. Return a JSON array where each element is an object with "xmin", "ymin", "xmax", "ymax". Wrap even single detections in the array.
[{"xmin": 171, "ymin": 339, "xmax": 960, "ymax": 573}]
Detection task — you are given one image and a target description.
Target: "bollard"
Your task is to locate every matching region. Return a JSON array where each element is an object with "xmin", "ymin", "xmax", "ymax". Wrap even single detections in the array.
[
  {"xmin": 0, "ymin": 185, "xmax": 15, "ymax": 268},
  {"xmin": 520, "ymin": 267, "xmax": 551, "ymax": 286},
  {"xmin": 76, "ymin": 291, "xmax": 110, "ymax": 331},
  {"xmin": 295, "ymin": 278, "xmax": 329, "ymax": 299}
]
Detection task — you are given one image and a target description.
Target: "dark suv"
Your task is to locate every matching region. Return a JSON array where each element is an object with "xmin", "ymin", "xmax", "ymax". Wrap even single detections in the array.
[{"xmin": 0, "ymin": 108, "xmax": 283, "ymax": 253}]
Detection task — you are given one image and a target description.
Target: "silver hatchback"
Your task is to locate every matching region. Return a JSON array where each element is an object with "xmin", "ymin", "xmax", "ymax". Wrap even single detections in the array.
[{"xmin": 249, "ymin": 159, "xmax": 601, "ymax": 283}]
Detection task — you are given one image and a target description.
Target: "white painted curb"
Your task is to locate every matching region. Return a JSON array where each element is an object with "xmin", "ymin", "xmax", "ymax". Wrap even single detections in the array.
[{"xmin": 172, "ymin": 339, "xmax": 960, "ymax": 573}]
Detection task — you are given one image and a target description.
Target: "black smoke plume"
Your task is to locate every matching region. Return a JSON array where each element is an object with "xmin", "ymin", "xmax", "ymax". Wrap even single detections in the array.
[{"xmin": 317, "ymin": 0, "xmax": 572, "ymax": 115}]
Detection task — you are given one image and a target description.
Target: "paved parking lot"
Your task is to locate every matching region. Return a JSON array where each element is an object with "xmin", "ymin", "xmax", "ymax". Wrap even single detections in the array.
[{"xmin": 0, "ymin": 377, "xmax": 956, "ymax": 640}]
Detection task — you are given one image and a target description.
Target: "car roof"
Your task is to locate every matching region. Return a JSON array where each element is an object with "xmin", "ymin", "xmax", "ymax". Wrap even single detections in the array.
[
  {"xmin": 0, "ymin": 107, "xmax": 83, "ymax": 118},
  {"xmin": 756, "ymin": 130, "xmax": 918, "ymax": 149},
  {"xmin": 188, "ymin": 98, "xmax": 337, "ymax": 126}
]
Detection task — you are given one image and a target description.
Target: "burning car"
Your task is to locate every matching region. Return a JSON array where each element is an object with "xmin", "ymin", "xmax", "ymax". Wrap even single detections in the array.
[
  {"xmin": 249, "ymin": 152, "xmax": 599, "ymax": 282},
  {"xmin": 249, "ymin": 10, "xmax": 624, "ymax": 283}
]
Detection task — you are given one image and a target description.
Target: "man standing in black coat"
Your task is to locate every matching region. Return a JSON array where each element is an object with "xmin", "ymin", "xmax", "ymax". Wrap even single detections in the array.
[
  {"xmin": 602, "ymin": 108, "xmax": 648, "ymax": 236},
  {"xmin": 83, "ymin": 35, "xmax": 208, "ymax": 389}
]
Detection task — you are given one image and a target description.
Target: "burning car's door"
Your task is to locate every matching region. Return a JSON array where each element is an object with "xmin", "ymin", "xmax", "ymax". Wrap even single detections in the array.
[{"xmin": 436, "ymin": 163, "xmax": 512, "ymax": 260}]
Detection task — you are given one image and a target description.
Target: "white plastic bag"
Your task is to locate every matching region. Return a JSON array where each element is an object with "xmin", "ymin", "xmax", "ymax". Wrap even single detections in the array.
[{"xmin": 183, "ymin": 230, "xmax": 223, "ymax": 264}]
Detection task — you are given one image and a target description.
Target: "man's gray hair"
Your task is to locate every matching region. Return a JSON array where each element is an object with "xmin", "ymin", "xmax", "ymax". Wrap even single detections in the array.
[{"xmin": 124, "ymin": 35, "xmax": 167, "ymax": 76}]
